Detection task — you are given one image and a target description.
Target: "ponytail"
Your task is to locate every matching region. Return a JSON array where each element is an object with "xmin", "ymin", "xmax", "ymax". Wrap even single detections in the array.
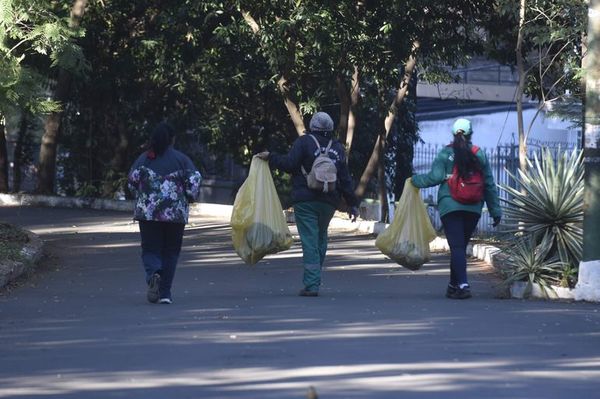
[
  {"xmin": 452, "ymin": 132, "xmax": 480, "ymax": 178},
  {"xmin": 149, "ymin": 122, "xmax": 175, "ymax": 156}
]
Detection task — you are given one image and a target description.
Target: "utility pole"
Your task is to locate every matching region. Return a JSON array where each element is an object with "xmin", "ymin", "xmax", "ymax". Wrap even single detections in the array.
[{"xmin": 576, "ymin": 0, "xmax": 600, "ymax": 301}]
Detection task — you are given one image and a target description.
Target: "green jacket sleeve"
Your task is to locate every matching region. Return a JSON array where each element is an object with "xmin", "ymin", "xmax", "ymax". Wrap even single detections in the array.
[
  {"xmin": 478, "ymin": 150, "xmax": 502, "ymax": 218},
  {"xmin": 411, "ymin": 150, "xmax": 448, "ymax": 188}
]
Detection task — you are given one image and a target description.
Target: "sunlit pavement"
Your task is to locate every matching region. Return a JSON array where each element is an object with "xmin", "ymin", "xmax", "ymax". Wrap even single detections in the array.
[{"xmin": 1, "ymin": 206, "xmax": 599, "ymax": 399}]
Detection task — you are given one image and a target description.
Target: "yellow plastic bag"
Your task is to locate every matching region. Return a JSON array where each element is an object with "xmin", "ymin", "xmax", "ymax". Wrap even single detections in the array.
[
  {"xmin": 375, "ymin": 179, "xmax": 437, "ymax": 270},
  {"xmin": 231, "ymin": 157, "xmax": 293, "ymax": 264}
]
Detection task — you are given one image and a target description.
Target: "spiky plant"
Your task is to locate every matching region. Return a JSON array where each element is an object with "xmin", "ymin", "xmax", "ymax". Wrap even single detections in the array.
[
  {"xmin": 503, "ymin": 232, "xmax": 564, "ymax": 298},
  {"xmin": 500, "ymin": 148, "xmax": 584, "ymax": 271}
]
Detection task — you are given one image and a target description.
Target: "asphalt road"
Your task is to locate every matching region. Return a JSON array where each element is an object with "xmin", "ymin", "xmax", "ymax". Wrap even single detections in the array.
[{"xmin": 1, "ymin": 206, "xmax": 599, "ymax": 399}]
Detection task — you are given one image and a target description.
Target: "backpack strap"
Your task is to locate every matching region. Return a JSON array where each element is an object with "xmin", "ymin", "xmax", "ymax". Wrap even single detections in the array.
[
  {"xmin": 301, "ymin": 134, "xmax": 333, "ymax": 177},
  {"xmin": 324, "ymin": 139, "xmax": 333, "ymax": 153}
]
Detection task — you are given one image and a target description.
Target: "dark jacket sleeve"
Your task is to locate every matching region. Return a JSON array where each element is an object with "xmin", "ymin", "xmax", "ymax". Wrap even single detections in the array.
[
  {"xmin": 127, "ymin": 153, "xmax": 148, "ymax": 195},
  {"xmin": 268, "ymin": 137, "xmax": 305, "ymax": 173},
  {"xmin": 411, "ymin": 150, "xmax": 448, "ymax": 188},
  {"xmin": 180, "ymin": 154, "xmax": 203, "ymax": 203}
]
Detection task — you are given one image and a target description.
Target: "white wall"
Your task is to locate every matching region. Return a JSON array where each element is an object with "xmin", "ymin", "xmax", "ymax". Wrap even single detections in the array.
[{"xmin": 418, "ymin": 108, "xmax": 579, "ymax": 148}]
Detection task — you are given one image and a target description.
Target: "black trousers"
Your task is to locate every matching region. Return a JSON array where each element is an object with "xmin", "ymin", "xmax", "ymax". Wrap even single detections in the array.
[{"xmin": 440, "ymin": 211, "xmax": 480, "ymax": 286}]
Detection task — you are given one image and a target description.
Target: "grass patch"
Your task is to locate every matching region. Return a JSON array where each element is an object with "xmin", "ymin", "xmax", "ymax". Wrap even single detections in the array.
[{"xmin": 0, "ymin": 223, "xmax": 29, "ymax": 263}]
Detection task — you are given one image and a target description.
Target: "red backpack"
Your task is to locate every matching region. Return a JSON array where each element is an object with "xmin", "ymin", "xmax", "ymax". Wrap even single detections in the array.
[{"xmin": 447, "ymin": 145, "xmax": 484, "ymax": 204}]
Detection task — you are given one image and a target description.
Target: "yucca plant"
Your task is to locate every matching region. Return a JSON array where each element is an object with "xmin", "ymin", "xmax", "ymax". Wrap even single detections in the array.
[
  {"xmin": 503, "ymin": 232, "xmax": 564, "ymax": 298},
  {"xmin": 500, "ymin": 148, "xmax": 584, "ymax": 276}
]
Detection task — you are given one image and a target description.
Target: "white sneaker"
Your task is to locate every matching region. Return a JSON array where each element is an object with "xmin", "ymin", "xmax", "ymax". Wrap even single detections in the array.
[{"xmin": 159, "ymin": 298, "xmax": 172, "ymax": 304}]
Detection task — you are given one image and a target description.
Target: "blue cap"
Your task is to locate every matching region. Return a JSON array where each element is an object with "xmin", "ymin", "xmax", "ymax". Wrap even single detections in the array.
[{"xmin": 452, "ymin": 118, "xmax": 472, "ymax": 135}]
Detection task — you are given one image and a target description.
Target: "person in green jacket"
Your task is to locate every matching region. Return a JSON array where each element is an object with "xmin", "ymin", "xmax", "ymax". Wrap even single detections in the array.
[{"xmin": 411, "ymin": 118, "xmax": 501, "ymax": 299}]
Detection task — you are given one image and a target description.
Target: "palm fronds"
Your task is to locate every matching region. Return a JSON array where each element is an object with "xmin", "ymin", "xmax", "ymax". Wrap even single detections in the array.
[{"xmin": 500, "ymin": 148, "xmax": 584, "ymax": 269}]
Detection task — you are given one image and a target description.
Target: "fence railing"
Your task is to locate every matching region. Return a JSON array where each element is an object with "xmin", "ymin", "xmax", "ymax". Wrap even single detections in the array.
[
  {"xmin": 452, "ymin": 64, "xmax": 519, "ymax": 86},
  {"xmin": 412, "ymin": 141, "xmax": 578, "ymax": 235}
]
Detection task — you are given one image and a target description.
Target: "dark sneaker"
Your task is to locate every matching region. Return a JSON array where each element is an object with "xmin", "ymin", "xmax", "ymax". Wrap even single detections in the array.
[
  {"xmin": 299, "ymin": 289, "xmax": 319, "ymax": 297},
  {"xmin": 446, "ymin": 284, "xmax": 458, "ymax": 298},
  {"xmin": 447, "ymin": 284, "xmax": 472, "ymax": 300},
  {"xmin": 147, "ymin": 273, "xmax": 161, "ymax": 303}
]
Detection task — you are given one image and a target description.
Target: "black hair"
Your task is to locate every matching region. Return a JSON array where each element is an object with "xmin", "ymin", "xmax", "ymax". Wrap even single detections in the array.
[
  {"xmin": 452, "ymin": 131, "xmax": 480, "ymax": 178},
  {"xmin": 150, "ymin": 122, "xmax": 175, "ymax": 156}
]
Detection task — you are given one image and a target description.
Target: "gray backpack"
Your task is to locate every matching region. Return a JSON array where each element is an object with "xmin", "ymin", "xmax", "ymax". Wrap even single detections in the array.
[{"xmin": 301, "ymin": 134, "xmax": 337, "ymax": 193}]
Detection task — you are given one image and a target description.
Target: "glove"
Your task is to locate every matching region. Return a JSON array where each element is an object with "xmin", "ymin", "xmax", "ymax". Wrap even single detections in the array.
[
  {"xmin": 255, "ymin": 151, "xmax": 270, "ymax": 160},
  {"xmin": 348, "ymin": 206, "xmax": 359, "ymax": 222},
  {"xmin": 492, "ymin": 216, "xmax": 501, "ymax": 227}
]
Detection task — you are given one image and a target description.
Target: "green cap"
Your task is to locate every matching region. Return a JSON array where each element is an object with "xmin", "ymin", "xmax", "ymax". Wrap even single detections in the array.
[{"xmin": 452, "ymin": 118, "xmax": 472, "ymax": 135}]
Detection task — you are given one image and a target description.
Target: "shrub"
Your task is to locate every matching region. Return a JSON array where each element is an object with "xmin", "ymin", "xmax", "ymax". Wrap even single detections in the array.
[
  {"xmin": 503, "ymin": 232, "xmax": 564, "ymax": 298},
  {"xmin": 500, "ymin": 148, "xmax": 583, "ymax": 288}
]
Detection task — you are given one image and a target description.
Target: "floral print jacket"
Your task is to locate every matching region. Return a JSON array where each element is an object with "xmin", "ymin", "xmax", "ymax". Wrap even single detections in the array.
[{"xmin": 128, "ymin": 147, "xmax": 202, "ymax": 224}]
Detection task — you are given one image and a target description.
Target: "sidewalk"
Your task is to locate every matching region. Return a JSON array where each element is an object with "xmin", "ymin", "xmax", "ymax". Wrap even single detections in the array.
[{"xmin": 1, "ymin": 206, "xmax": 599, "ymax": 399}]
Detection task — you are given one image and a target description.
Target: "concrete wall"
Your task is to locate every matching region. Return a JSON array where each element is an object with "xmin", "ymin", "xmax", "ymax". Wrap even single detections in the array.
[{"xmin": 417, "ymin": 82, "xmax": 520, "ymax": 103}]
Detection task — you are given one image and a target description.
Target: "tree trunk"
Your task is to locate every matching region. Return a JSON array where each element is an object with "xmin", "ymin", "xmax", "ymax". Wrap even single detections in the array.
[
  {"xmin": 102, "ymin": 118, "xmax": 130, "ymax": 197},
  {"xmin": 377, "ymin": 130, "xmax": 388, "ymax": 222},
  {"xmin": 354, "ymin": 43, "xmax": 419, "ymax": 199},
  {"xmin": 337, "ymin": 74, "xmax": 351, "ymax": 144},
  {"xmin": 576, "ymin": 0, "xmax": 600, "ymax": 294},
  {"xmin": 36, "ymin": 0, "xmax": 88, "ymax": 194},
  {"xmin": 346, "ymin": 66, "xmax": 360, "ymax": 156},
  {"xmin": 516, "ymin": 0, "xmax": 527, "ymax": 174},
  {"xmin": 242, "ymin": 11, "xmax": 306, "ymax": 136},
  {"xmin": 337, "ymin": 67, "xmax": 360, "ymax": 160},
  {"xmin": 0, "ymin": 122, "xmax": 8, "ymax": 193},
  {"xmin": 278, "ymin": 76, "xmax": 306, "ymax": 136},
  {"xmin": 12, "ymin": 114, "xmax": 27, "ymax": 193},
  {"xmin": 580, "ymin": 30, "xmax": 588, "ymax": 149}
]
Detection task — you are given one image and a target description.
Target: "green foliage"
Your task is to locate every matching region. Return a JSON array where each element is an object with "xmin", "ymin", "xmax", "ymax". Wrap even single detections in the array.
[
  {"xmin": 489, "ymin": 0, "xmax": 587, "ymax": 123},
  {"xmin": 24, "ymin": 1, "xmax": 496, "ymax": 198},
  {"xmin": 0, "ymin": 0, "xmax": 86, "ymax": 118},
  {"xmin": 0, "ymin": 222, "xmax": 28, "ymax": 263},
  {"xmin": 558, "ymin": 263, "xmax": 578, "ymax": 289},
  {"xmin": 225, "ymin": 0, "xmax": 494, "ymax": 184},
  {"xmin": 500, "ymin": 148, "xmax": 584, "ymax": 275},
  {"xmin": 75, "ymin": 182, "xmax": 99, "ymax": 198},
  {"xmin": 503, "ymin": 232, "xmax": 564, "ymax": 298}
]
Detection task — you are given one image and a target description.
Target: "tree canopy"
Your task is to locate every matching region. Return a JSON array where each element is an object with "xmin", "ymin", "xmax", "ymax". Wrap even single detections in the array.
[{"xmin": 1, "ymin": 0, "xmax": 585, "ymax": 203}]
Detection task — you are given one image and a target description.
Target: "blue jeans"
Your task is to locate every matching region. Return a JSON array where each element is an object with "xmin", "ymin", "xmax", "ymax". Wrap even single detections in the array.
[
  {"xmin": 441, "ymin": 211, "xmax": 480, "ymax": 286},
  {"xmin": 138, "ymin": 220, "xmax": 185, "ymax": 299}
]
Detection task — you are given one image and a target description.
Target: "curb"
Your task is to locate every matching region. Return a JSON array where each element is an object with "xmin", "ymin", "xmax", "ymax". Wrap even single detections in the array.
[
  {"xmin": 0, "ymin": 228, "xmax": 44, "ymax": 289},
  {"xmin": 0, "ymin": 193, "xmax": 134, "ymax": 212},
  {"xmin": 0, "ymin": 193, "xmax": 232, "ymax": 219}
]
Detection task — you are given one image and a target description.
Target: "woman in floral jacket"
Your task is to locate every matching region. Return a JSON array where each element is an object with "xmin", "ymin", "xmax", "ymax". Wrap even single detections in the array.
[{"xmin": 128, "ymin": 122, "xmax": 202, "ymax": 304}]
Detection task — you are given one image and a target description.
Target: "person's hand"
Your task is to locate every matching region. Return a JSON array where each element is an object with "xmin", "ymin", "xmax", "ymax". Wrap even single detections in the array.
[
  {"xmin": 255, "ymin": 151, "xmax": 270, "ymax": 160},
  {"xmin": 348, "ymin": 206, "xmax": 359, "ymax": 222},
  {"xmin": 492, "ymin": 216, "xmax": 501, "ymax": 227}
]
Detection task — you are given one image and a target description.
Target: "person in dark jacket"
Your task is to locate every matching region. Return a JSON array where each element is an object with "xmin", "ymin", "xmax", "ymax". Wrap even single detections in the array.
[
  {"xmin": 411, "ymin": 118, "xmax": 501, "ymax": 299},
  {"xmin": 128, "ymin": 122, "xmax": 202, "ymax": 304},
  {"xmin": 256, "ymin": 112, "xmax": 360, "ymax": 296}
]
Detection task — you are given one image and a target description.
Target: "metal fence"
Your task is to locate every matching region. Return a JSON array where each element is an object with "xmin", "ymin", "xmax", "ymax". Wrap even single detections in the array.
[{"xmin": 412, "ymin": 140, "xmax": 578, "ymax": 236}]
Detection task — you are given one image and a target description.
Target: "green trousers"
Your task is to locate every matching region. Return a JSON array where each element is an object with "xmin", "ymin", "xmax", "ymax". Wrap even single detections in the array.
[{"xmin": 293, "ymin": 201, "xmax": 336, "ymax": 292}]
